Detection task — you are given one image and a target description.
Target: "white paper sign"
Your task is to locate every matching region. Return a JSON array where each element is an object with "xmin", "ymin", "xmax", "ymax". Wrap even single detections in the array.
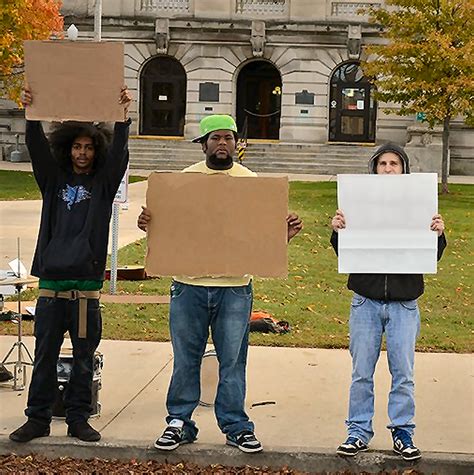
[{"xmin": 337, "ymin": 173, "xmax": 438, "ymax": 274}]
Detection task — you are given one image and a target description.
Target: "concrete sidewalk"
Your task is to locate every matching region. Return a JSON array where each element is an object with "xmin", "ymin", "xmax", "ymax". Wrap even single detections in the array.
[{"xmin": 0, "ymin": 336, "xmax": 473, "ymax": 473}]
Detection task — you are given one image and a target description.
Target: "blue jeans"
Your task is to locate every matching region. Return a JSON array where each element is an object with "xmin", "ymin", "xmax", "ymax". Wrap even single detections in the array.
[
  {"xmin": 25, "ymin": 296, "xmax": 101, "ymax": 426},
  {"xmin": 166, "ymin": 281, "xmax": 254, "ymax": 440},
  {"xmin": 346, "ymin": 293, "xmax": 420, "ymax": 444}
]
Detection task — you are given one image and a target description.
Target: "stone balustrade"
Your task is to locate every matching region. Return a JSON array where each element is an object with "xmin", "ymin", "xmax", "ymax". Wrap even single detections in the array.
[
  {"xmin": 235, "ymin": 0, "xmax": 287, "ymax": 14},
  {"xmin": 331, "ymin": 2, "xmax": 380, "ymax": 17},
  {"xmin": 138, "ymin": 0, "xmax": 190, "ymax": 13}
]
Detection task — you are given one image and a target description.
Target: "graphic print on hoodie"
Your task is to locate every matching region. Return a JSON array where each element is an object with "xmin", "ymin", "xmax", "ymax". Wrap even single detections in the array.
[{"xmin": 60, "ymin": 184, "xmax": 92, "ymax": 210}]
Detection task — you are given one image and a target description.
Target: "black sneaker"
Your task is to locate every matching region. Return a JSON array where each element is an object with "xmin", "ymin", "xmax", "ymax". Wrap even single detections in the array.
[
  {"xmin": 67, "ymin": 421, "xmax": 101, "ymax": 442},
  {"xmin": 336, "ymin": 436, "xmax": 369, "ymax": 456},
  {"xmin": 154, "ymin": 426, "xmax": 193, "ymax": 451},
  {"xmin": 9, "ymin": 420, "xmax": 50, "ymax": 443},
  {"xmin": 226, "ymin": 430, "xmax": 263, "ymax": 453},
  {"xmin": 392, "ymin": 428, "xmax": 421, "ymax": 461}
]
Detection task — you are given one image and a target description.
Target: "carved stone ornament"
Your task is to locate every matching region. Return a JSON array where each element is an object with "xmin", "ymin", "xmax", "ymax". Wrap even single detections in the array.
[
  {"xmin": 155, "ymin": 18, "xmax": 170, "ymax": 54},
  {"xmin": 347, "ymin": 24, "xmax": 362, "ymax": 60},
  {"xmin": 251, "ymin": 21, "xmax": 265, "ymax": 58},
  {"xmin": 422, "ymin": 132, "xmax": 433, "ymax": 146}
]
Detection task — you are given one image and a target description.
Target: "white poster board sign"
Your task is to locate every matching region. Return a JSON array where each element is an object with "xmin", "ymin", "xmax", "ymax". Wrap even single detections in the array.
[{"xmin": 337, "ymin": 173, "xmax": 438, "ymax": 274}]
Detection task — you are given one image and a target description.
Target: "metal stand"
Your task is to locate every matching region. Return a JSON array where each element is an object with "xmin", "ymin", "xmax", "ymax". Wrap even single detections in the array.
[
  {"xmin": 1, "ymin": 239, "xmax": 34, "ymax": 390},
  {"xmin": 1, "ymin": 282, "xmax": 34, "ymax": 390}
]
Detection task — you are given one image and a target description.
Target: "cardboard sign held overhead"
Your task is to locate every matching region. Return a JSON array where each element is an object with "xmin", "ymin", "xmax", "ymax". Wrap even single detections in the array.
[
  {"xmin": 145, "ymin": 172, "xmax": 289, "ymax": 278},
  {"xmin": 24, "ymin": 40, "xmax": 125, "ymax": 122}
]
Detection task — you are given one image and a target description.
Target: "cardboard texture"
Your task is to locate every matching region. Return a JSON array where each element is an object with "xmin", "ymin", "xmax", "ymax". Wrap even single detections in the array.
[
  {"xmin": 145, "ymin": 172, "xmax": 288, "ymax": 278},
  {"xmin": 24, "ymin": 40, "xmax": 125, "ymax": 122}
]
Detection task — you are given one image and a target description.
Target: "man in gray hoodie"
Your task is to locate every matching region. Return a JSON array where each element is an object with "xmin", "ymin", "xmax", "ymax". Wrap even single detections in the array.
[{"xmin": 330, "ymin": 143, "xmax": 446, "ymax": 461}]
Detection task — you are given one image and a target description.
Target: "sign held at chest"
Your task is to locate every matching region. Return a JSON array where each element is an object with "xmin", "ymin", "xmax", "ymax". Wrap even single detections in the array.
[{"xmin": 145, "ymin": 172, "xmax": 289, "ymax": 278}]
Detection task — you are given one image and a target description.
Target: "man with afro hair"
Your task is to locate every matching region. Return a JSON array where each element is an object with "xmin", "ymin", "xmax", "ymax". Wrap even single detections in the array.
[{"xmin": 10, "ymin": 86, "xmax": 132, "ymax": 443}]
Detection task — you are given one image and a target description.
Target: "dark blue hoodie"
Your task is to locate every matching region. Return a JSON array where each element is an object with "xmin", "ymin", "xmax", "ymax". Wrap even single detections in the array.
[{"xmin": 27, "ymin": 119, "xmax": 130, "ymax": 281}]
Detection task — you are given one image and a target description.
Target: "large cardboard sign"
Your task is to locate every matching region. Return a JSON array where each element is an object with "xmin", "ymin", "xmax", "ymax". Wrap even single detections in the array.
[
  {"xmin": 145, "ymin": 172, "xmax": 289, "ymax": 278},
  {"xmin": 24, "ymin": 40, "xmax": 125, "ymax": 122},
  {"xmin": 337, "ymin": 173, "xmax": 438, "ymax": 274}
]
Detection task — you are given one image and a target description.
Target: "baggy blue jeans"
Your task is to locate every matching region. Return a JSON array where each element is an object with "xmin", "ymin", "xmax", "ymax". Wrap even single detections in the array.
[
  {"xmin": 346, "ymin": 293, "xmax": 420, "ymax": 444},
  {"xmin": 165, "ymin": 281, "xmax": 254, "ymax": 440}
]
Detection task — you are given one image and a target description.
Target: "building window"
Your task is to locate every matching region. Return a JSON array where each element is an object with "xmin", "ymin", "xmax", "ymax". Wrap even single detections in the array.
[
  {"xmin": 236, "ymin": 0, "xmax": 287, "ymax": 14},
  {"xmin": 140, "ymin": 0, "xmax": 190, "ymax": 12},
  {"xmin": 331, "ymin": 2, "xmax": 380, "ymax": 17}
]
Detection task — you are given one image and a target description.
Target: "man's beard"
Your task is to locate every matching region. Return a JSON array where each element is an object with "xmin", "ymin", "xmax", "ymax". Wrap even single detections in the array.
[{"xmin": 206, "ymin": 153, "xmax": 233, "ymax": 170}]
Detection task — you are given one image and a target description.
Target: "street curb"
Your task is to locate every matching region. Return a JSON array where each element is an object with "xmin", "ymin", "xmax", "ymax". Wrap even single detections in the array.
[{"xmin": 1, "ymin": 437, "xmax": 473, "ymax": 474}]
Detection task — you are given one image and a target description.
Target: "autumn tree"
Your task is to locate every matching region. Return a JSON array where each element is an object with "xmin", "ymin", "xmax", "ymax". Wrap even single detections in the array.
[
  {"xmin": 362, "ymin": 0, "xmax": 474, "ymax": 193},
  {"xmin": 0, "ymin": 0, "xmax": 63, "ymax": 103}
]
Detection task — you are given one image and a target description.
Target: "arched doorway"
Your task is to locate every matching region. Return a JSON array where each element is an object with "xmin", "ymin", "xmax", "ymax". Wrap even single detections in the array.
[
  {"xmin": 140, "ymin": 56, "xmax": 186, "ymax": 136},
  {"xmin": 236, "ymin": 61, "xmax": 282, "ymax": 140},
  {"xmin": 329, "ymin": 62, "xmax": 376, "ymax": 143}
]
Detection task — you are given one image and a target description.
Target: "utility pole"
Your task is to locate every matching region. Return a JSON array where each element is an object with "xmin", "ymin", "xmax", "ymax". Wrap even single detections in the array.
[{"xmin": 94, "ymin": 0, "xmax": 102, "ymax": 41}]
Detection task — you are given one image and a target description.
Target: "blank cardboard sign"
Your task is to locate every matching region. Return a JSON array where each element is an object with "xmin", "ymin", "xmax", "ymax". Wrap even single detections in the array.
[
  {"xmin": 145, "ymin": 172, "xmax": 289, "ymax": 278},
  {"xmin": 24, "ymin": 40, "xmax": 125, "ymax": 122}
]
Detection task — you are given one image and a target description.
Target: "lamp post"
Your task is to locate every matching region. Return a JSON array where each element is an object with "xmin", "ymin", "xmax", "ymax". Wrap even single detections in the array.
[{"xmin": 94, "ymin": 0, "xmax": 102, "ymax": 41}]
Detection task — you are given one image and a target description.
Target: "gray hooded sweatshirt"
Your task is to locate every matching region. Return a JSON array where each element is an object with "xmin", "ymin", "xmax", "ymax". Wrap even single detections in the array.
[{"xmin": 331, "ymin": 143, "xmax": 446, "ymax": 301}]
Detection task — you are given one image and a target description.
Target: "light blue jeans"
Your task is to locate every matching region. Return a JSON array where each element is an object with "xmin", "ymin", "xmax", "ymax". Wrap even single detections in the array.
[
  {"xmin": 165, "ymin": 281, "xmax": 254, "ymax": 441},
  {"xmin": 346, "ymin": 293, "xmax": 420, "ymax": 444}
]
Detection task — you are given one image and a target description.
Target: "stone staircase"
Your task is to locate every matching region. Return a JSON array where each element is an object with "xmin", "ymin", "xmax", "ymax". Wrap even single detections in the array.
[{"xmin": 128, "ymin": 138, "xmax": 376, "ymax": 175}]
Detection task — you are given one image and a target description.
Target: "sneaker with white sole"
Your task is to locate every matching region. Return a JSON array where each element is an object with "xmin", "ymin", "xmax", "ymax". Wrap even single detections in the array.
[
  {"xmin": 226, "ymin": 430, "xmax": 263, "ymax": 453},
  {"xmin": 392, "ymin": 428, "xmax": 421, "ymax": 461},
  {"xmin": 154, "ymin": 420, "xmax": 193, "ymax": 451},
  {"xmin": 336, "ymin": 436, "xmax": 369, "ymax": 456}
]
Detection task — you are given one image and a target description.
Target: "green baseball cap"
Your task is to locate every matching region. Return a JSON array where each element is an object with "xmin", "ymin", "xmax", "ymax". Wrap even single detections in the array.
[{"xmin": 191, "ymin": 114, "xmax": 238, "ymax": 143}]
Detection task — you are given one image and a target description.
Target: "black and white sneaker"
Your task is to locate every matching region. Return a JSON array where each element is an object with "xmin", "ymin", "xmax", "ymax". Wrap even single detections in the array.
[
  {"xmin": 336, "ymin": 436, "xmax": 369, "ymax": 456},
  {"xmin": 154, "ymin": 422, "xmax": 193, "ymax": 451},
  {"xmin": 392, "ymin": 428, "xmax": 421, "ymax": 461},
  {"xmin": 226, "ymin": 430, "xmax": 263, "ymax": 453}
]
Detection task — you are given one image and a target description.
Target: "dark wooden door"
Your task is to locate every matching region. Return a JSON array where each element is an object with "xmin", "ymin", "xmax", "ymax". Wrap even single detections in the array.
[
  {"xmin": 237, "ymin": 61, "xmax": 281, "ymax": 140},
  {"xmin": 334, "ymin": 84, "xmax": 371, "ymax": 142},
  {"xmin": 140, "ymin": 57, "xmax": 186, "ymax": 136},
  {"xmin": 329, "ymin": 62, "xmax": 376, "ymax": 143}
]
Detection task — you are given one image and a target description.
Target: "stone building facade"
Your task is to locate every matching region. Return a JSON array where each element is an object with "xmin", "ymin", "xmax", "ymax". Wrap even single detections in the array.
[{"xmin": 1, "ymin": 0, "xmax": 472, "ymax": 173}]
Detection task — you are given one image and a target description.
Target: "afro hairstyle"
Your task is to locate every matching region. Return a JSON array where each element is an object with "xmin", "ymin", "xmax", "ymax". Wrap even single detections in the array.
[{"xmin": 48, "ymin": 121, "xmax": 113, "ymax": 172}]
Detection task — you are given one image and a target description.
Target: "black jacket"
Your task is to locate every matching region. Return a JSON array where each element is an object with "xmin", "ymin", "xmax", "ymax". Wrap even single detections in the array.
[
  {"xmin": 27, "ymin": 119, "xmax": 130, "ymax": 280},
  {"xmin": 331, "ymin": 142, "xmax": 447, "ymax": 301},
  {"xmin": 331, "ymin": 231, "xmax": 447, "ymax": 301}
]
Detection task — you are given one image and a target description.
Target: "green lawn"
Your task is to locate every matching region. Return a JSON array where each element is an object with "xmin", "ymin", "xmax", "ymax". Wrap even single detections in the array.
[
  {"xmin": 1, "ymin": 176, "xmax": 472, "ymax": 352},
  {"xmin": 0, "ymin": 170, "xmax": 145, "ymax": 200},
  {"xmin": 0, "ymin": 170, "xmax": 41, "ymax": 200}
]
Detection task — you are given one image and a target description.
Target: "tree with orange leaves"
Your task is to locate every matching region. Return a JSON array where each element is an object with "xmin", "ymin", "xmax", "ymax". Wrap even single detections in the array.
[
  {"xmin": 0, "ymin": 0, "xmax": 63, "ymax": 103},
  {"xmin": 362, "ymin": 0, "xmax": 473, "ymax": 194}
]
